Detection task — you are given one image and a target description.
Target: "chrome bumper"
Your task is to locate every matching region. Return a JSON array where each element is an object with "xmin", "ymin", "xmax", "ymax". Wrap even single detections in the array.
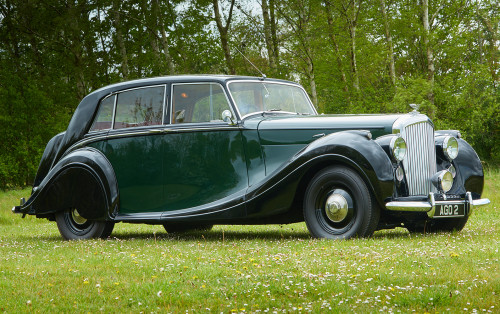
[
  {"xmin": 11, "ymin": 198, "xmax": 27, "ymax": 217},
  {"xmin": 385, "ymin": 192, "xmax": 491, "ymax": 218}
]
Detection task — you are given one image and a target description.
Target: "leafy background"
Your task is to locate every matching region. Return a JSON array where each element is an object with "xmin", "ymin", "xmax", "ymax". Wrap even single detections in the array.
[{"xmin": 0, "ymin": 0, "xmax": 498, "ymax": 189}]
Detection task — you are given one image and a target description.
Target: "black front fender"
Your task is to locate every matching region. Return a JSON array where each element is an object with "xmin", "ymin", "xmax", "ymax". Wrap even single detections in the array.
[
  {"xmin": 245, "ymin": 131, "xmax": 395, "ymax": 218},
  {"xmin": 20, "ymin": 147, "xmax": 118, "ymax": 221},
  {"xmin": 454, "ymin": 138, "xmax": 485, "ymax": 198}
]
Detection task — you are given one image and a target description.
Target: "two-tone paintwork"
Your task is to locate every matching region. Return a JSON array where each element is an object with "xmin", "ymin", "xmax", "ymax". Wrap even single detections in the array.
[{"xmin": 14, "ymin": 75, "xmax": 486, "ymax": 229}]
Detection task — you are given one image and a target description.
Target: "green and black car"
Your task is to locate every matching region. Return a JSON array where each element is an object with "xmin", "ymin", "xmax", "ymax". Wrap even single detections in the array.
[{"xmin": 13, "ymin": 75, "xmax": 490, "ymax": 240}]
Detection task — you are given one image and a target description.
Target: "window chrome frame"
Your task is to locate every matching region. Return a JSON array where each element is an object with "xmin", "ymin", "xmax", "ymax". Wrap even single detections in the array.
[
  {"xmin": 226, "ymin": 80, "xmax": 318, "ymax": 120},
  {"xmin": 88, "ymin": 84, "xmax": 167, "ymax": 134},
  {"xmin": 170, "ymin": 82, "xmax": 236, "ymax": 125}
]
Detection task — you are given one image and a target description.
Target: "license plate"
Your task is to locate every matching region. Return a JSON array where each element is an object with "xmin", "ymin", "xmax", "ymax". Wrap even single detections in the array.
[{"xmin": 434, "ymin": 203, "xmax": 466, "ymax": 218}]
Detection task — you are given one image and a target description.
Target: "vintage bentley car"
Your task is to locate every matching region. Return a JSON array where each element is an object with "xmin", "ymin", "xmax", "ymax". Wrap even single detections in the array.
[{"xmin": 13, "ymin": 75, "xmax": 490, "ymax": 240}]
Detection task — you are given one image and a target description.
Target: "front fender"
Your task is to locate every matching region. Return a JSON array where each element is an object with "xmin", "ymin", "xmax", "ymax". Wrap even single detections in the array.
[
  {"xmin": 453, "ymin": 138, "xmax": 485, "ymax": 198},
  {"xmin": 245, "ymin": 131, "xmax": 394, "ymax": 217},
  {"xmin": 19, "ymin": 147, "xmax": 118, "ymax": 221}
]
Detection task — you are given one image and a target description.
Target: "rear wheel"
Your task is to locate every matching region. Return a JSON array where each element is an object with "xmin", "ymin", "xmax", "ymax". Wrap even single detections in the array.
[
  {"xmin": 303, "ymin": 166, "xmax": 379, "ymax": 239},
  {"xmin": 163, "ymin": 223, "xmax": 213, "ymax": 234},
  {"xmin": 55, "ymin": 208, "xmax": 114, "ymax": 240}
]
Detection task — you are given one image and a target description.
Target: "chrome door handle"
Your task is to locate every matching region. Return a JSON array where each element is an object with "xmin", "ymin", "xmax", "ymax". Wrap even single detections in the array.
[
  {"xmin": 149, "ymin": 129, "xmax": 164, "ymax": 134},
  {"xmin": 312, "ymin": 133, "xmax": 325, "ymax": 138}
]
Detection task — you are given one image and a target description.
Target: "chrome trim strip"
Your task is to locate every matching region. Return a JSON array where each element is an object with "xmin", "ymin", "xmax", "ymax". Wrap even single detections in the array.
[
  {"xmin": 108, "ymin": 84, "xmax": 167, "ymax": 97},
  {"xmin": 163, "ymin": 126, "xmax": 240, "ymax": 133},
  {"xmin": 65, "ymin": 135, "xmax": 109, "ymax": 154},
  {"xmin": 65, "ymin": 126, "xmax": 241, "ymax": 156},
  {"xmin": 111, "ymin": 93, "xmax": 117, "ymax": 129},
  {"xmin": 161, "ymin": 84, "xmax": 167, "ymax": 125}
]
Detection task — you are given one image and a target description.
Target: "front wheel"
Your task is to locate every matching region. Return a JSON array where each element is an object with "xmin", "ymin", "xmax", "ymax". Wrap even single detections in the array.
[
  {"xmin": 303, "ymin": 166, "xmax": 379, "ymax": 239},
  {"xmin": 55, "ymin": 209, "xmax": 115, "ymax": 240}
]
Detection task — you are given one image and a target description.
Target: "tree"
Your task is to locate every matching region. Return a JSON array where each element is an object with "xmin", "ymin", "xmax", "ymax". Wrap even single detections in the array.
[{"xmin": 212, "ymin": 0, "xmax": 236, "ymax": 74}]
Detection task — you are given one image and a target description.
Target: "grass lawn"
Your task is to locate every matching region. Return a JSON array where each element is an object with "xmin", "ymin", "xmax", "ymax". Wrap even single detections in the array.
[{"xmin": 0, "ymin": 171, "xmax": 498, "ymax": 313}]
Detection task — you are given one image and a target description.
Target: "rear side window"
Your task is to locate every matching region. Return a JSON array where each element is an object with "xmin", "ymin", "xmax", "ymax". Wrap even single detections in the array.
[
  {"xmin": 90, "ymin": 95, "xmax": 115, "ymax": 132},
  {"xmin": 114, "ymin": 86, "xmax": 164, "ymax": 129}
]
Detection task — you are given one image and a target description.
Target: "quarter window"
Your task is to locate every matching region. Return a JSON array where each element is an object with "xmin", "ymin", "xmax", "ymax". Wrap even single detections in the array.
[
  {"xmin": 172, "ymin": 83, "xmax": 231, "ymax": 124},
  {"xmin": 90, "ymin": 95, "xmax": 115, "ymax": 132},
  {"xmin": 114, "ymin": 86, "xmax": 164, "ymax": 129}
]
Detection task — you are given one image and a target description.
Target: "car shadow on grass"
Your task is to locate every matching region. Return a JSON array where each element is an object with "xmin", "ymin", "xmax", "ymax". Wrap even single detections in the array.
[
  {"xmin": 111, "ymin": 228, "xmax": 417, "ymax": 242},
  {"xmin": 111, "ymin": 229, "xmax": 312, "ymax": 241},
  {"xmin": 17, "ymin": 227, "xmax": 422, "ymax": 242}
]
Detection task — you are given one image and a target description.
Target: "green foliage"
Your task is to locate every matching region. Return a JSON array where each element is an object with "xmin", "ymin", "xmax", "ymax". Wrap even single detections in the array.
[
  {"xmin": 0, "ymin": 0, "xmax": 498, "ymax": 187},
  {"xmin": 393, "ymin": 77, "xmax": 436, "ymax": 117}
]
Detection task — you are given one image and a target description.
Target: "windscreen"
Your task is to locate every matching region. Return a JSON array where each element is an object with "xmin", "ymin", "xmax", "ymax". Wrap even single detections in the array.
[{"xmin": 228, "ymin": 81, "xmax": 316, "ymax": 117}]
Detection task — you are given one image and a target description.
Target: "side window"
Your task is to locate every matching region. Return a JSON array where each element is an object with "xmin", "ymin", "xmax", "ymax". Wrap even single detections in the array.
[
  {"xmin": 172, "ymin": 83, "xmax": 231, "ymax": 124},
  {"xmin": 114, "ymin": 86, "xmax": 164, "ymax": 129},
  {"xmin": 90, "ymin": 95, "xmax": 115, "ymax": 132}
]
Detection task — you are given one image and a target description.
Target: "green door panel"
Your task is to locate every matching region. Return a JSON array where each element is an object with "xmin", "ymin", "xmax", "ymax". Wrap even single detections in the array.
[
  {"xmin": 163, "ymin": 129, "xmax": 248, "ymax": 211},
  {"xmin": 103, "ymin": 133, "xmax": 164, "ymax": 213}
]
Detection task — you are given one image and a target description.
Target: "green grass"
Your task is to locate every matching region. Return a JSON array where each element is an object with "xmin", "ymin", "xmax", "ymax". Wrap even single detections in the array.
[{"xmin": 0, "ymin": 172, "xmax": 498, "ymax": 313}]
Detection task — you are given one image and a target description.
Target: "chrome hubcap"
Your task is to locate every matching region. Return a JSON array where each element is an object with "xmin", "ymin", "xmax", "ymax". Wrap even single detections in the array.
[
  {"xmin": 325, "ymin": 193, "xmax": 348, "ymax": 223},
  {"xmin": 71, "ymin": 209, "xmax": 87, "ymax": 225}
]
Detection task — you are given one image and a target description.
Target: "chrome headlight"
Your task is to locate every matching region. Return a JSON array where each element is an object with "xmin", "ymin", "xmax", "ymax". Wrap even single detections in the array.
[
  {"xmin": 390, "ymin": 136, "xmax": 407, "ymax": 162},
  {"xmin": 442, "ymin": 136, "xmax": 459, "ymax": 160},
  {"xmin": 431, "ymin": 170, "xmax": 454, "ymax": 193}
]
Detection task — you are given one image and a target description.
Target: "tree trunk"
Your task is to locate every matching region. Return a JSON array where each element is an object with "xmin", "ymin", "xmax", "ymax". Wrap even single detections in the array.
[
  {"xmin": 112, "ymin": 0, "xmax": 129, "ymax": 79},
  {"xmin": 269, "ymin": 0, "xmax": 279, "ymax": 66},
  {"xmin": 422, "ymin": 0, "xmax": 435, "ymax": 104},
  {"xmin": 324, "ymin": 1, "xmax": 348, "ymax": 92},
  {"xmin": 345, "ymin": 0, "xmax": 361, "ymax": 91},
  {"xmin": 422, "ymin": 0, "xmax": 434, "ymax": 84},
  {"xmin": 155, "ymin": 0, "xmax": 175, "ymax": 75},
  {"xmin": 380, "ymin": 0, "xmax": 396, "ymax": 85},
  {"xmin": 212, "ymin": 0, "xmax": 236, "ymax": 75},
  {"xmin": 261, "ymin": 0, "xmax": 276, "ymax": 70},
  {"xmin": 306, "ymin": 53, "xmax": 318, "ymax": 110},
  {"xmin": 141, "ymin": 0, "xmax": 161, "ymax": 74},
  {"xmin": 350, "ymin": 23, "xmax": 359, "ymax": 91}
]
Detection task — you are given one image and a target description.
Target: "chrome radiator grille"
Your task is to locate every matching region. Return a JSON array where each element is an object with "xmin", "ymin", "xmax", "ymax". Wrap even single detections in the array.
[{"xmin": 400, "ymin": 120, "xmax": 437, "ymax": 196}]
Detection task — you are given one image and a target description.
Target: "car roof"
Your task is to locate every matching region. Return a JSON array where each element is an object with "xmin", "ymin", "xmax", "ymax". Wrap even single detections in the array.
[{"xmin": 90, "ymin": 75, "xmax": 299, "ymax": 96}]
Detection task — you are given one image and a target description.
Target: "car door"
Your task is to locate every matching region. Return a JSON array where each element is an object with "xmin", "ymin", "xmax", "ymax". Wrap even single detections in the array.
[
  {"xmin": 99, "ymin": 85, "xmax": 167, "ymax": 214},
  {"xmin": 162, "ymin": 82, "xmax": 248, "ymax": 215}
]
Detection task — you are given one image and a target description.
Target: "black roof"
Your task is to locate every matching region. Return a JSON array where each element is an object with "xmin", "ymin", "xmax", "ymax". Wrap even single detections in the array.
[{"xmin": 91, "ymin": 75, "xmax": 298, "ymax": 96}]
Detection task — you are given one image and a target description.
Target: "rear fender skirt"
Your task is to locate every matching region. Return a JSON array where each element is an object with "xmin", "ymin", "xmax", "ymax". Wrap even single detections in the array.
[
  {"xmin": 20, "ymin": 147, "xmax": 118, "ymax": 221},
  {"xmin": 245, "ymin": 131, "xmax": 394, "ymax": 217}
]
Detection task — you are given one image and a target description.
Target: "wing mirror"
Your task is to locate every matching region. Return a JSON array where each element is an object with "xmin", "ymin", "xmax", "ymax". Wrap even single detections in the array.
[{"xmin": 222, "ymin": 110, "xmax": 235, "ymax": 125}]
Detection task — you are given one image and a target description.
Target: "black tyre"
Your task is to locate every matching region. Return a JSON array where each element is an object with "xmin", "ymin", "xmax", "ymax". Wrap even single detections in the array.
[
  {"xmin": 55, "ymin": 208, "xmax": 114, "ymax": 240},
  {"xmin": 406, "ymin": 216, "xmax": 469, "ymax": 233},
  {"xmin": 163, "ymin": 223, "xmax": 214, "ymax": 234},
  {"xmin": 303, "ymin": 166, "xmax": 379, "ymax": 239}
]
